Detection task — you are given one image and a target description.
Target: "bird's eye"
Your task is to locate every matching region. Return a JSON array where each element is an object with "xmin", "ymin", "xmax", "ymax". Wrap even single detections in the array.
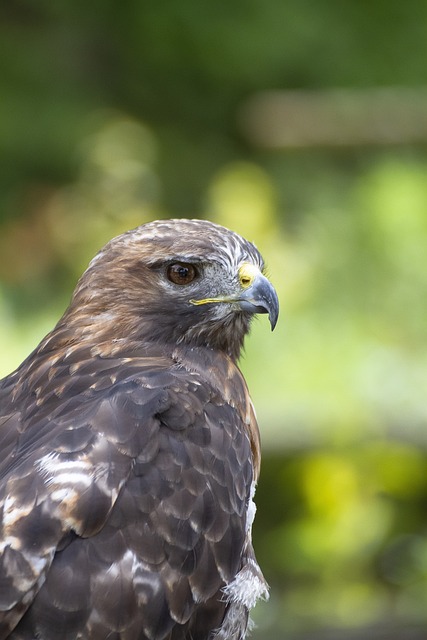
[{"xmin": 167, "ymin": 263, "xmax": 198, "ymax": 285}]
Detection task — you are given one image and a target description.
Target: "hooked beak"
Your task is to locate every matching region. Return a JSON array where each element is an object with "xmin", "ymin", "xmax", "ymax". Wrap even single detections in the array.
[
  {"xmin": 190, "ymin": 265, "xmax": 279, "ymax": 330},
  {"xmin": 237, "ymin": 271, "xmax": 279, "ymax": 330}
]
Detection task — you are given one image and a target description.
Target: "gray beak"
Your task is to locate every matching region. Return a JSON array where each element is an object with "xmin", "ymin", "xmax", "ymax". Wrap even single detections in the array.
[{"xmin": 238, "ymin": 272, "xmax": 279, "ymax": 330}]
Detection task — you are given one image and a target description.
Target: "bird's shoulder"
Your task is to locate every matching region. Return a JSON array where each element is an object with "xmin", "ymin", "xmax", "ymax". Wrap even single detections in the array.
[
  {"xmin": 0, "ymin": 340, "xmax": 257, "ymax": 496},
  {"xmin": 0, "ymin": 342, "xmax": 259, "ymax": 639}
]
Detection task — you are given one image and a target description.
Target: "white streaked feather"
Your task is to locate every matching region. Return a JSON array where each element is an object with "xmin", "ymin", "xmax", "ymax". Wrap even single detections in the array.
[{"xmin": 37, "ymin": 452, "xmax": 93, "ymax": 489}]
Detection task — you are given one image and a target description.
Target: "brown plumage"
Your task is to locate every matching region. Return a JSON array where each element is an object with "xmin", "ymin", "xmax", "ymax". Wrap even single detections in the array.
[{"xmin": 0, "ymin": 219, "xmax": 279, "ymax": 640}]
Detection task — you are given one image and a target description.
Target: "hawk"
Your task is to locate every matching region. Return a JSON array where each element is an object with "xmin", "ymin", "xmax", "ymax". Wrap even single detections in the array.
[{"xmin": 0, "ymin": 218, "xmax": 279, "ymax": 640}]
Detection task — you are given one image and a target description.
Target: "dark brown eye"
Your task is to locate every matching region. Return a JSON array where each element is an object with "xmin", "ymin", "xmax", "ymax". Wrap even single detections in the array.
[{"xmin": 167, "ymin": 263, "xmax": 197, "ymax": 285}]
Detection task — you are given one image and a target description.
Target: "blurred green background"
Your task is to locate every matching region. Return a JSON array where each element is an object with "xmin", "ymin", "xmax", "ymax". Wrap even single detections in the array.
[{"xmin": 1, "ymin": 1, "xmax": 427, "ymax": 638}]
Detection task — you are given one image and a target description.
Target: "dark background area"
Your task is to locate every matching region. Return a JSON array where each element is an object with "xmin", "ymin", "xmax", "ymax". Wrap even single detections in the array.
[{"xmin": 1, "ymin": 2, "xmax": 427, "ymax": 637}]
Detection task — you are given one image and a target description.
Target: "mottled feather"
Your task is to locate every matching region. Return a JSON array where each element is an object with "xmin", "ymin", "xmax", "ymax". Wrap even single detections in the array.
[{"xmin": 0, "ymin": 219, "xmax": 278, "ymax": 640}]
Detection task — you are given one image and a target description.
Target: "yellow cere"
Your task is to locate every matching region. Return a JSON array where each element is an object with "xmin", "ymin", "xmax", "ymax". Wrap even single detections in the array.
[{"xmin": 238, "ymin": 262, "xmax": 260, "ymax": 289}]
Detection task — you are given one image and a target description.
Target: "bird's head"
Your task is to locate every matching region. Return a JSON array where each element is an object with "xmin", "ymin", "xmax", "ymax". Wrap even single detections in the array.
[{"xmin": 63, "ymin": 219, "xmax": 279, "ymax": 361}]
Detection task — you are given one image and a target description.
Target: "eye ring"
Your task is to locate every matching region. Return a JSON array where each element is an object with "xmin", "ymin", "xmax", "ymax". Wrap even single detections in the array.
[{"xmin": 167, "ymin": 263, "xmax": 198, "ymax": 285}]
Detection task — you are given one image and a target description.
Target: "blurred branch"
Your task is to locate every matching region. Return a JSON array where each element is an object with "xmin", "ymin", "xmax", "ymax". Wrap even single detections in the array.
[{"xmin": 239, "ymin": 87, "xmax": 427, "ymax": 148}]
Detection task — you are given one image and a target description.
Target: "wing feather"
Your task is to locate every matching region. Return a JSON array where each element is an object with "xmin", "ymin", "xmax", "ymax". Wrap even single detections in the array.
[{"xmin": 0, "ymin": 345, "xmax": 259, "ymax": 640}]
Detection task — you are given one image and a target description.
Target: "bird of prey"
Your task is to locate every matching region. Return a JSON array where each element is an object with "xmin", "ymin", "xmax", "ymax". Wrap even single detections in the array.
[{"xmin": 0, "ymin": 218, "xmax": 279, "ymax": 640}]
